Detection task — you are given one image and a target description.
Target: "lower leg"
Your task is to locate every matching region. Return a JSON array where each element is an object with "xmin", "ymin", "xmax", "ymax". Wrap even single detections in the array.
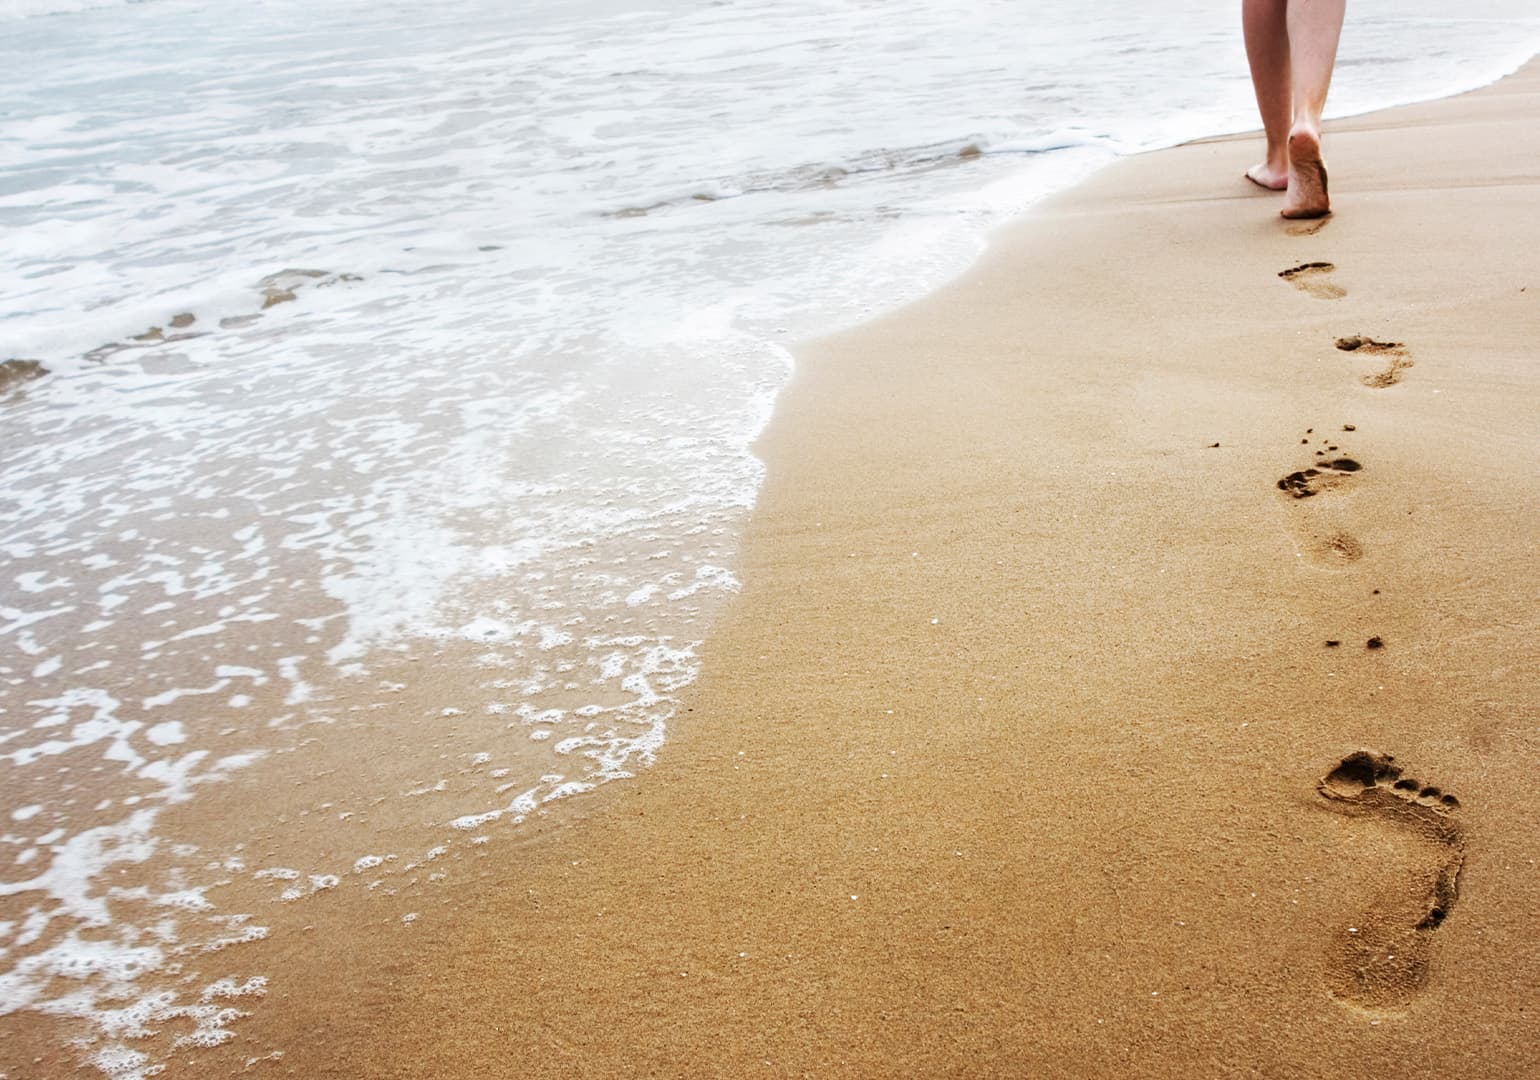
[
  {"xmin": 1286, "ymin": 0, "xmax": 1346, "ymax": 134},
  {"xmin": 1243, "ymin": 0, "xmax": 1292, "ymax": 189},
  {"xmin": 1281, "ymin": 0, "xmax": 1346, "ymax": 217}
]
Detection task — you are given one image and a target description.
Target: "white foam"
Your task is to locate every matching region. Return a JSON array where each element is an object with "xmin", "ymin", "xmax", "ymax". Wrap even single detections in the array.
[
  {"xmin": 0, "ymin": 809, "xmax": 157, "ymax": 927},
  {"xmin": 152, "ymin": 888, "xmax": 212, "ymax": 913},
  {"xmin": 203, "ymin": 976, "xmax": 266, "ymax": 1000},
  {"xmin": 143, "ymin": 722, "xmax": 185, "ymax": 747},
  {"xmin": 450, "ymin": 811, "xmax": 501, "ymax": 832},
  {"xmin": 87, "ymin": 1045, "xmax": 156, "ymax": 1080},
  {"xmin": 5, "ymin": 688, "xmax": 138, "ymax": 770}
]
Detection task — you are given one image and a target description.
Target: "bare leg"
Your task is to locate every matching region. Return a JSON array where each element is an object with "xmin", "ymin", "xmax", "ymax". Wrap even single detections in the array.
[
  {"xmin": 1243, "ymin": 0, "xmax": 1292, "ymax": 190},
  {"xmin": 1280, "ymin": 0, "xmax": 1345, "ymax": 218}
]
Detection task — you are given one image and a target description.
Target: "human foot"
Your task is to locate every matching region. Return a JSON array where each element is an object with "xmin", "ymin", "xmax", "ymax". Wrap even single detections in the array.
[
  {"xmin": 1245, "ymin": 161, "xmax": 1288, "ymax": 190},
  {"xmin": 1282, "ymin": 125, "xmax": 1330, "ymax": 218}
]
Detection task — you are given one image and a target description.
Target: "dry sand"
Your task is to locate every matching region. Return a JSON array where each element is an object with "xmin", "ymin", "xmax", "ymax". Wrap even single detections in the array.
[{"xmin": 223, "ymin": 62, "xmax": 1540, "ymax": 1077}]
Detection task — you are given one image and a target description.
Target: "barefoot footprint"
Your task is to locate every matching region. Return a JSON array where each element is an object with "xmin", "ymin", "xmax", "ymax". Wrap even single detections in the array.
[
  {"xmin": 1286, "ymin": 217, "xmax": 1329, "ymax": 238},
  {"xmin": 1336, "ymin": 335, "xmax": 1413, "ymax": 388},
  {"xmin": 1317, "ymin": 751, "xmax": 1465, "ymax": 1011},
  {"xmin": 1279, "ymin": 262, "xmax": 1344, "ymax": 300},
  {"xmin": 1278, "ymin": 430, "xmax": 1365, "ymax": 566}
]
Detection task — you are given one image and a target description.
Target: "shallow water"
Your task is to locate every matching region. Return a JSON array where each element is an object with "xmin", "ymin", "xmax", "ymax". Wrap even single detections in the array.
[{"xmin": 3, "ymin": 0, "xmax": 1538, "ymax": 1073}]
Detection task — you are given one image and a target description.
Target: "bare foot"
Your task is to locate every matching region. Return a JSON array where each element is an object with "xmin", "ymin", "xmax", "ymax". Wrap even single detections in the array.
[
  {"xmin": 1246, "ymin": 162, "xmax": 1288, "ymax": 191},
  {"xmin": 1282, "ymin": 125, "xmax": 1330, "ymax": 219}
]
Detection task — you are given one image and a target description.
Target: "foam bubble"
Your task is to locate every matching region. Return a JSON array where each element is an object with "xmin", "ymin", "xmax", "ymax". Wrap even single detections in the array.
[
  {"xmin": 143, "ymin": 722, "xmax": 185, "ymax": 747},
  {"xmin": 450, "ymin": 811, "xmax": 501, "ymax": 832}
]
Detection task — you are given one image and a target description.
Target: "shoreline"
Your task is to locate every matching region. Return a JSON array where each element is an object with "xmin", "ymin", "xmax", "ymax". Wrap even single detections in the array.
[{"xmin": 25, "ymin": 56, "xmax": 1540, "ymax": 1079}]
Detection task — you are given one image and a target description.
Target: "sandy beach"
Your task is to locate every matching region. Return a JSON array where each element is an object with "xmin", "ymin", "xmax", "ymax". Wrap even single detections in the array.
[{"xmin": 104, "ymin": 58, "xmax": 1540, "ymax": 1078}]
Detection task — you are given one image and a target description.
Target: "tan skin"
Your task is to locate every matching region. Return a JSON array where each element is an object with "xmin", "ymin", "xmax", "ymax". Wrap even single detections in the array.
[{"xmin": 1242, "ymin": 0, "xmax": 1346, "ymax": 218}]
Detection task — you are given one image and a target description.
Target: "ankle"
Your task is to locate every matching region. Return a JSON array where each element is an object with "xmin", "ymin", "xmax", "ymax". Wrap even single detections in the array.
[{"xmin": 1289, "ymin": 116, "xmax": 1322, "ymax": 140}]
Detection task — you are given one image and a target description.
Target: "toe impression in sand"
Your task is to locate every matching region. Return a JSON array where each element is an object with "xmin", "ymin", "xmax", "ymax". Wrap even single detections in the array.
[{"xmin": 1279, "ymin": 261, "xmax": 1344, "ymax": 300}]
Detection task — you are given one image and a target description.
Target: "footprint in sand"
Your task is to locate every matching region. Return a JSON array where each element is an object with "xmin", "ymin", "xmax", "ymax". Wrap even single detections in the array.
[
  {"xmin": 1308, "ymin": 530, "xmax": 1364, "ymax": 565},
  {"xmin": 1279, "ymin": 261, "xmax": 1344, "ymax": 299},
  {"xmin": 1286, "ymin": 218, "xmax": 1329, "ymax": 238},
  {"xmin": 1278, "ymin": 431, "xmax": 1365, "ymax": 566},
  {"xmin": 1317, "ymin": 751, "xmax": 1465, "ymax": 1011},
  {"xmin": 1336, "ymin": 335, "xmax": 1413, "ymax": 388}
]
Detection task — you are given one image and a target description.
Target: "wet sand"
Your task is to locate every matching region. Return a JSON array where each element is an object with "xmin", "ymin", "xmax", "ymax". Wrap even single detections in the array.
[{"xmin": 221, "ymin": 62, "xmax": 1540, "ymax": 1077}]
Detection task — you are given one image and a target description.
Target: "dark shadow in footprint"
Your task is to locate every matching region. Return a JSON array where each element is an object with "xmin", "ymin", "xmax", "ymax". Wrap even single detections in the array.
[
  {"xmin": 1336, "ymin": 336, "xmax": 1413, "ymax": 388},
  {"xmin": 1280, "ymin": 262, "xmax": 1344, "ymax": 299},
  {"xmin": 1335, "ymin": 336, "xmax": 1400, "ymax": 353},
  {"xmin": 1277, "ymin": 458, "xmax": 1361, "ymax": 499},
  {"xmin": 1317, "ymin": 751, "xmax": 1464, "ymax": 1011}
]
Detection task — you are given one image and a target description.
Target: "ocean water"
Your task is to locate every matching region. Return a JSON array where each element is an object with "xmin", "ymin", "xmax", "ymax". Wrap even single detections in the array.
[{"xmin": 2, "ymin": 0, "xmax": 1537, "ymax": 1073}]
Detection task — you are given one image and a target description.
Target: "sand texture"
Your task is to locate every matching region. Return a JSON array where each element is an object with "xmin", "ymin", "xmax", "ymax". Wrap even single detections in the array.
[{"xmin": 211, "ymin": 63, "xmax": 1540, "ymax": 1078}]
